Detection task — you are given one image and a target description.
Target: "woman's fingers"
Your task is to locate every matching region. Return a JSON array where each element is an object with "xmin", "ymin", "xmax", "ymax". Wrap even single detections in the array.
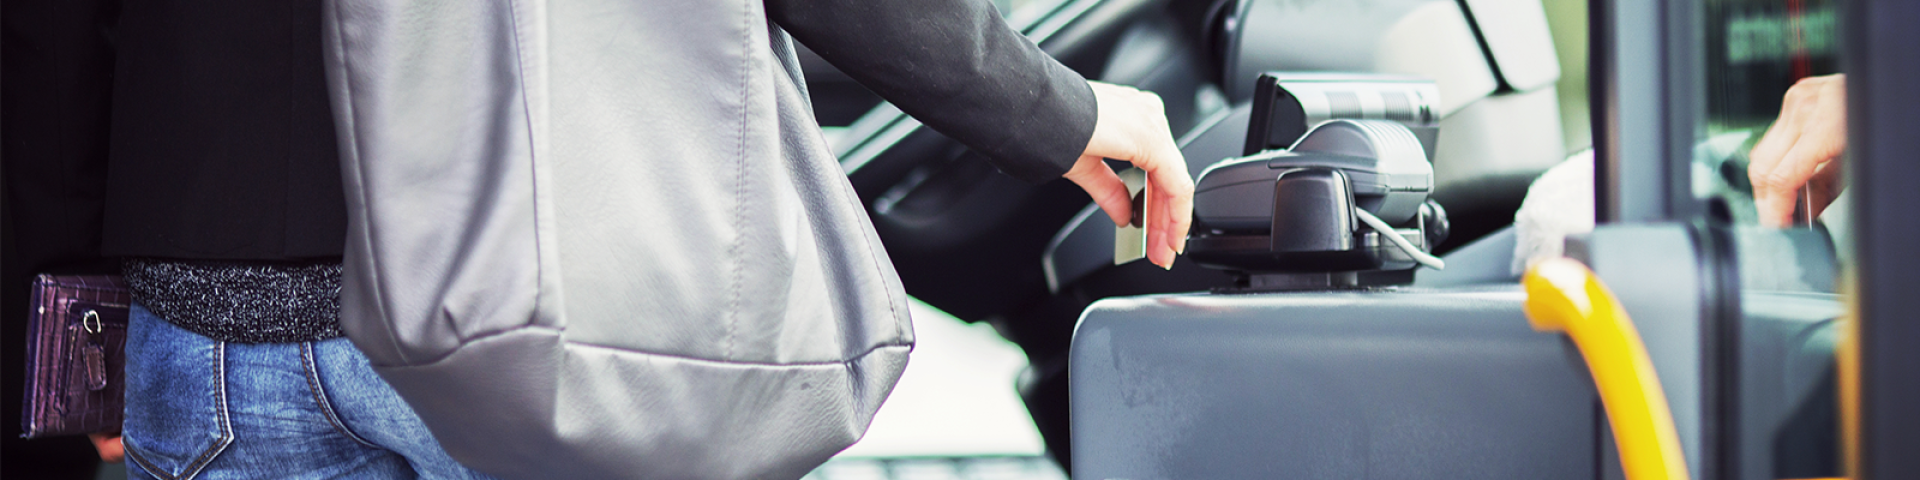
[
  {"xmin": 1145, "ymin": 141, "xmax": 1193, "ymax": 256},
  {"xmin": 1749, "ymin": 74, "xmax": 1848, "ymax": 227},
  {"xmin": 1757, "ymin": 145, "xmax": 1832, "ymax": 226},
  {"xmin": 1065, "ymin": 154, "xmax": 1135, "ymax": 228},
  {"xmin": 1750, "ymin": 99, "xmax": 1809, "ymax": 226},
  {"xmin": 1138, "ymin": 151, "xmax": 1191, "ymax": 268},
  {"xmin": 88, "ymin": 432, "xmax": 123, "ymax": 463},
  {"xmin": 1075, "ymin": 81, "xmax": 1194, "ymax": 269}
]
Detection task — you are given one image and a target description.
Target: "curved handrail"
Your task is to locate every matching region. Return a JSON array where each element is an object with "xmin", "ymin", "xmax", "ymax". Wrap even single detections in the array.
[{"xmin": 1523, "ymin": 257, "xmax": 1691, "ymax": 480}]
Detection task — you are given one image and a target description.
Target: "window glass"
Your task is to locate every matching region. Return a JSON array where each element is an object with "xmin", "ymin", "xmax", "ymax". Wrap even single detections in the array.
[
  {"xmin": 1697, "ymin": 1, "xmax": 1849, "ymax": 479},
  {"xmin": 1002, "ymin": 0, "xmax": 1073, "ymax": 31},
  {"xmin": 1698, "ymin": 0, "xmax": 1846, "ymax": 229}
]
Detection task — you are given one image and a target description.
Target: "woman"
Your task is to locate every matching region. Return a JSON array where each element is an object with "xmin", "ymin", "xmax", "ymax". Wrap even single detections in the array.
[{"xmin": 105, "ymin": 0, "xmax": 1190, "ymax": 478}]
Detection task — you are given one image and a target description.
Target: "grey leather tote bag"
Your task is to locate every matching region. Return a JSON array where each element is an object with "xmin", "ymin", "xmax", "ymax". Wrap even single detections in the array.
[{"xmin": 319, "ymin": 0, "xmax": 915, "ymax": 478}]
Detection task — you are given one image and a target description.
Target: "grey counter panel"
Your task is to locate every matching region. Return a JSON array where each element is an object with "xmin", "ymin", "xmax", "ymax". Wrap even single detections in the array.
[{"xmin": 1070, "ymin": 287, "xmax": 1598, "ymax": 479}]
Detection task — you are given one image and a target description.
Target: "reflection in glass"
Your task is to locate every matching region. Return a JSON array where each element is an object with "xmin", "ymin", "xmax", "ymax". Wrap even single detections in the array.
[
  {"xmin": 1699, "ymin": 1, "xmax": 1851, "ymax": 479},
  {"xmin": 1697, "ymin": 0, "xmax": 1846, "ymax": 229}
]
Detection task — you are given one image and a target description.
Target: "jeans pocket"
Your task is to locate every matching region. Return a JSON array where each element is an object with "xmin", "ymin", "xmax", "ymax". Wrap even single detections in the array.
[{"xmin": 122, "ymin": 305, "xmax": 234, "ymax": 480}]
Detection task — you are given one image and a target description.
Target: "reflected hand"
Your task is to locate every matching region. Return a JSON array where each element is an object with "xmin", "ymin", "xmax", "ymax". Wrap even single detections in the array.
[
  {"xmin": 1749, "ymin": 74, "xmax": 1847, "ymax": 227},
  {"xmin": 89, "ymin": 432, "xmax": 124, "ymax": 463},
  {"xmin": 1063, "ymin": 81, "xmax": 1193, "ymax": 269}
]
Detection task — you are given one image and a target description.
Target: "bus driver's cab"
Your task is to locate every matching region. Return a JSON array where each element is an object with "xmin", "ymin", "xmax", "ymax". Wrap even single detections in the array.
[
  {"xmin": 1059, "ymin": 0, "xmax": 1912, "ymax": 480},
  {"xmin": 806, "ymin": 0, "xmax": 1919, "ymax": 476},
  {"xmin": 1064, "ymin": 0, "xmax": 1913, "ymax": 478}
]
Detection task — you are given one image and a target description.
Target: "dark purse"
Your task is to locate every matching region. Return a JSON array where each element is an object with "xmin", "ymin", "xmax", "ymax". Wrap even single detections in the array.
[{"xmin": 20, "ymin": 274, "xmax": 130, "ymax": 438}]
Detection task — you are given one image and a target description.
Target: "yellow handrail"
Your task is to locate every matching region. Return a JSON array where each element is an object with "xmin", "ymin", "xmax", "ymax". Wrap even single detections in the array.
[{"xmin": 1523, "ymin": 258, "xmax": 1691, "ymax": 480}]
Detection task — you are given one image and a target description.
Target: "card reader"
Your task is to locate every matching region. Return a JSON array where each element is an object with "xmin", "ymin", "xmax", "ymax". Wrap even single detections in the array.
[{"xmin": 1188, "ymin": 117, "xmax": 1449, "ymax": 290}]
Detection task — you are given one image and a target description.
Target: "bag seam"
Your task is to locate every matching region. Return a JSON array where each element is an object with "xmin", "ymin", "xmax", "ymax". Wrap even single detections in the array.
[
  {"xmin": 724, "ymin": 0, "xmax": 754, "ymax": 363},
  {"xmin": 502, "ymin": 0, "xmax": 553, "ymax": 336},
  {"xmin": 322, "ymin": 0, "xmax": 411, "ymax": 367},
  {"xmin": 835, "ymin": 157, "xmax": 909, "ymax": 343},
  {"xmin": 374, "ymin": 325, "xmax": 909, "ymax": 369},
  {"xmin": 564, "ymin": 338, "xmax": 912, "ymax": 368}
]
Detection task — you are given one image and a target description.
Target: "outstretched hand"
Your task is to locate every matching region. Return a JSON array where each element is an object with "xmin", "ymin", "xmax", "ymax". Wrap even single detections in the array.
[
  {"xmin": 1063, "ymin": 81, "xmax": 1194, "ymax": 269},
  {"xmin": 1749, "ymin": 74, "xmax": 1847, "ymax": 227}
]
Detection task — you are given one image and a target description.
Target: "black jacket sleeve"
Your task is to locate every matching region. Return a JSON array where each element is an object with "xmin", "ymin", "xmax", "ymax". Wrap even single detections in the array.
[{"xmin": 766, "ymin": 0, "xmax": 1097, "ymax": 183}]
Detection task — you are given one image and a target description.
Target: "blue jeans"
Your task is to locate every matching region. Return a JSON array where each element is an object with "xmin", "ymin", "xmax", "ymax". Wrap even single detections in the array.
[{"xmin": 122, "ymin": 303, "xmax": 497, "ymax": 480}]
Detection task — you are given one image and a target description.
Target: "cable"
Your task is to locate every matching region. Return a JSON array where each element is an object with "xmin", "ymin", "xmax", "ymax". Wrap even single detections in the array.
[{"xmin": 1352, "ymin": 208, "xmax": 1445, "ymax": 270}]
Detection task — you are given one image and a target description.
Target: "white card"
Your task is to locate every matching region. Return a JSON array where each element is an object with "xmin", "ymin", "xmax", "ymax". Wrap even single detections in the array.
[{"xmin": 1114, "ymin": 168, "xmax": 1149, "ymax": 265}]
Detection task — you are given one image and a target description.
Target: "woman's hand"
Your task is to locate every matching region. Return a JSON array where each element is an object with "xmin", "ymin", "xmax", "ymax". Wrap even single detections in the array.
[
  {"xmin": 1064, "ymin": 81, "xmax": 1194, "ymax": 269},
  {"xmin": 1749, "ymin": 74, "xmax": 1847, "ymax": 227},
  {"xmin": 89, "ymin": 432, "xmax": 124, "ymax": 463}
]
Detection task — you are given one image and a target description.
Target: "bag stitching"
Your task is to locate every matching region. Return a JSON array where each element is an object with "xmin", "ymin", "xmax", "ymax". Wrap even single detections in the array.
[
  {"xmin": 323, "ymin": 0, "xmax": 411, "ymax": 367},
  {"xmin": 724, "ymin": 0, "xmax": 753, "ymax": 363},
  {"xmin": 380, "ymin": 325, "xmax": 908, "ymax": 368},
  {"xmin": 502, "ymin": 0, "xmax": 553, "ymax": 336},
  {"xmin": 564, "ymin": 338, "xmax": 912, "ymax": 367},
  {"xmin": 837, "ymin": 166, "xmax": 909, "ymax": 343}
]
